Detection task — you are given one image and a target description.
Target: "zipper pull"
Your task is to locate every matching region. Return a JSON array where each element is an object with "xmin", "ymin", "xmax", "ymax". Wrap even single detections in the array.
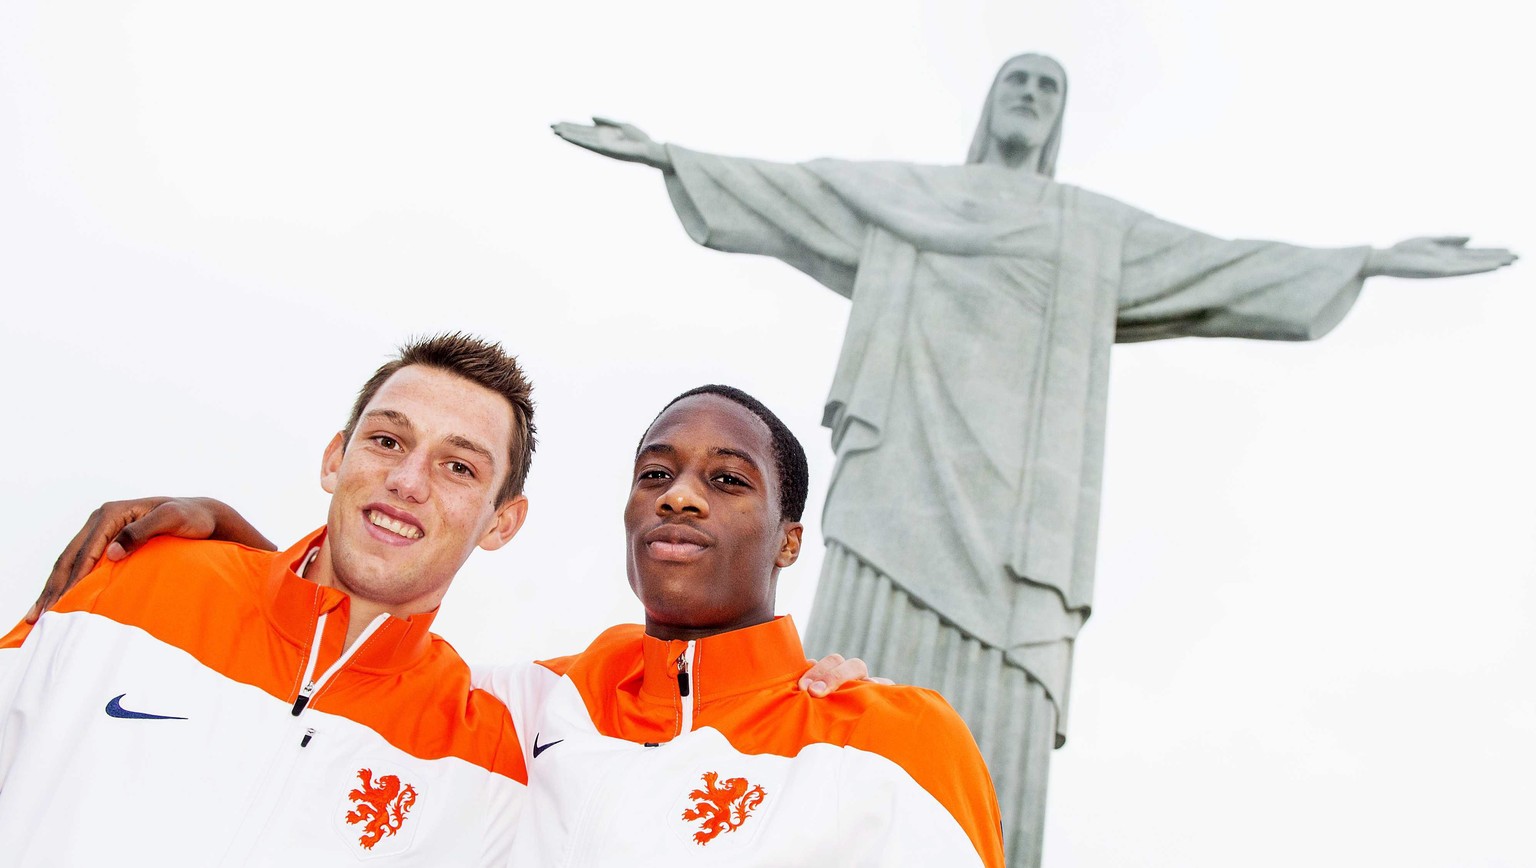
[
  {"xmin": 300, "ymin": 727, "xmax": 316, "ymax": 748},
  {"xmin": 676, "ymin": 652, "xmax": 690, "ymax": 698},
  {"xmin": 291, "ymin": 681, "xmax": 317, "ymax": 716}
]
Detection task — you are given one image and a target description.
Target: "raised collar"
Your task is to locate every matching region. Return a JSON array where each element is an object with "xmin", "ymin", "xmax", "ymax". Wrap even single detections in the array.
[
  {"xmin": 639, "ymin": 616, "xmax": 807, "ymax": 703},
  {"xmin": 261, "ymin": 528, "xmax": 439, "ymax": 673}
]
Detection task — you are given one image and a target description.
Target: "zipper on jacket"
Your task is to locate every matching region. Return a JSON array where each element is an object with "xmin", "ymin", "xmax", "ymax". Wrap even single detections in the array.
[
  {"xmin": 290, "ymin": 611, "xmax": 389, "ymax": 716},
  {"xmin": 675, "ymin": 651, "xmax": 690, "ymax": 697},
  {"xmin": 220, "ymin": 591, "xmax": 391, "ymax": 862},
  {"xmin": 677, "ymin": 640, "xmax": 696, "ymax": 736}
]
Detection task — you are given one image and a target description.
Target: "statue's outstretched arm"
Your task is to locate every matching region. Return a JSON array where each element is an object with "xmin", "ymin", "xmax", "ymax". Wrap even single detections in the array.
[
  {"xmin": 551, "ymin": 117, "xmax": 673, "ymax": 172},
  {"xmin": 1363, "ymin": 236, "xmax": 1517, "ymax": 279}
]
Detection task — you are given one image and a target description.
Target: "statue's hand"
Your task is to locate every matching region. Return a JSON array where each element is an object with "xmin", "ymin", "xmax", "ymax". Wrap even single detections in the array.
[
  {"xmin": 1364, "ymin": 236, "xmax": 1517, "ymax": 279},
  {"xmin": 551, "ymin": 116, "xmax": 672, "ymax": 171}
]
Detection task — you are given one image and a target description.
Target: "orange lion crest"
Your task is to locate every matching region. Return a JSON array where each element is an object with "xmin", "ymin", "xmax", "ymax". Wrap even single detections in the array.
[
  {"xmin": 680, "ymin": 771, "xmax": 767, "ymax": 845},
  {"xmin": 344, "ymin": 768, "xmax": 418, "ymax": 850}
]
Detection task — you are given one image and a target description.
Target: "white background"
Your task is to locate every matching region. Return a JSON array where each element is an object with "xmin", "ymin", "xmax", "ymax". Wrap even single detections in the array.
[{"xmin": 2, "ymin": 1, "xmax": 1531, "ymax": 865}]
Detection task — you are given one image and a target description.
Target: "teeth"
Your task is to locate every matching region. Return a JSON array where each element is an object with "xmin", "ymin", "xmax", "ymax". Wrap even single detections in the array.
[{"xmin": 368, "ymin": 510, "xmax": 422, "ymax": 540}]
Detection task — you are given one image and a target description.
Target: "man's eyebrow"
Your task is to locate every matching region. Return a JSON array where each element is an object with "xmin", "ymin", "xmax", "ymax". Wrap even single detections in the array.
[
  {"xmin": 447, "ymin": 434, "xmax": 496, "ymax": 466},
  {"xmin": 711, "ymin": 447, "xmax": 761, "ymax": 472},
  {"xmin": 364, "ymin": 411, "xmax": 495, "ymax": 466},
  {"xmin": 636, "ymin": 443, "xmax": 760, "ymax": 472},
  {"xmin": 363, "ymin": 409, "xmax": 415, "ymax": 432},
  {"xmin": 637, "ymin": 443, "xmax": 676, "ymax": 461}
]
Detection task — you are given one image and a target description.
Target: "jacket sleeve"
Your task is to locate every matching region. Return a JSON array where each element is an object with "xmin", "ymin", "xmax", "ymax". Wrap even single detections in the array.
[
  {"xmin": 839, "ymin": 688, "xmax": 1005, "ymax": 867},
  {"xmin": 470, "ymin": 660, "xmax": 568, "ymax": 771},
  {"xmin": 0, "ymin": 618, "xmax": 40, "ymax": 788},
  {"xmin": 0, "ymin": 559, "xmax": 120, "ymax": 789}
]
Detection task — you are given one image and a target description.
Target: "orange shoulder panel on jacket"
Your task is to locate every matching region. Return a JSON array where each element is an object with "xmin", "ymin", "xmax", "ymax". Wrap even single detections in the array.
[
  {"xmin": 695, "ymin": 680, "xmax": 1004, "ymax": 867},
  {"xmin": 0, "ymin": 618, "xmax": 32, "ymax": 649},
  {"xmin": 311, "ymin": 638, "xmax": 528, "ymax": 783},
  {"xmin": 535, "ymin": 624, "xmax": 675, "ymax": 742},
  {"xmin": 845, "ymin": 685, "xmax": 1005, "ymax": 867},
  {"xmin": 14, "ymin": 537, "xmax": 527, "ymax": 781},
  {"xmin": 45, "ymin": 537, "xmax": 309, "ymax": 702},
  {"xmin": 1, "ymin": 538, "xmax": 209, "ymax": 650}
]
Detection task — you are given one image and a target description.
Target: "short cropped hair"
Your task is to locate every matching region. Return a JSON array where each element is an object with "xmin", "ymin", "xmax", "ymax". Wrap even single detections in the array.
[
  {"xmin": 648, "ymin": 385, "xmax": 809, "ymax": 522},
  {"xmin": 343, "ymin": 333, "xmax": 536, "ymax": 506}
]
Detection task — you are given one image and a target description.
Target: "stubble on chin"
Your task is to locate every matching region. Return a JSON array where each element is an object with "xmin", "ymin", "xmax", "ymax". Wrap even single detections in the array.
[{"xmin": 326, "ymin": 546, "xmax": 408, "ymax": 606}]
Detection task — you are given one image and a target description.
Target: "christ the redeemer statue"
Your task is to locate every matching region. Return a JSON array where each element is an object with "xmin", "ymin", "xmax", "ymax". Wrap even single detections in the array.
[{"xmin": 553, "ymin": 53, "xmax": 1515, "ymax": 867}]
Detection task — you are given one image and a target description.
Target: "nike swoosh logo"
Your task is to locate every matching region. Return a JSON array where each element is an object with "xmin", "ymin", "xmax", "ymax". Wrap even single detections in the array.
[
  {"xmin": 532, "ymin": 732, "xmax": 563, "ymax": 758},
  {"xmin": 105, "ymin": 693, "xmax": 187, "ymax": 720}
]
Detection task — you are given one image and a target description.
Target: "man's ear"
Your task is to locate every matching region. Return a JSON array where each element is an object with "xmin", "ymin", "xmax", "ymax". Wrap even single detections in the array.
[
  {"xmin": 775, "ymin": 522, "xmax": 804, "ymax": 569},
  {"xmin": 320, "ymin": 431, "xmax": 346, "ymax": 494},
  {"xmin": 479, "ymin": 494, "xmax": 529, "ymax": 552}
]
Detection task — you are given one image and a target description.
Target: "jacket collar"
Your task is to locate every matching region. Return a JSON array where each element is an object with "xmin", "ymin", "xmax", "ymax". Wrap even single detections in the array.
[
  {"xmin": 262, "ymin": 528, "xmax": 438, "ymax": 673},
  {"xmin": 639, "ymin": 616, "xmax": 806, "ymax": 702}
]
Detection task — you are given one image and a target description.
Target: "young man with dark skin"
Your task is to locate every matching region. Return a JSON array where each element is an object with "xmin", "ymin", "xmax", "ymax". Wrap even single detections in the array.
[
  {"xmin": 42, "ymin": 384, "xmax": 1005, "ymax": 865},
  {"xmin": 482, "ymin": 385, "xmax": 1006, "ymax": 865}
]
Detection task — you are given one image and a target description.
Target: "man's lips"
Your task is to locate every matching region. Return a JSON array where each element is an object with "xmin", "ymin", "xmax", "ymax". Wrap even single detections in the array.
[
  {"xmin": 641, "ymin": 524, "xmax": 712, "ymax": 561},
  {"xmin": 363, "ymin": 504, "xmax": 424, "ymax": 545}
]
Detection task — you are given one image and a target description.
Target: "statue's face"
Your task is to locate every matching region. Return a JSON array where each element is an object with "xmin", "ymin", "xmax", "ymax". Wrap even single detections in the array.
[{"xmin": 987, "ymin": 55, "xmax": 1064, "ymax": 150}]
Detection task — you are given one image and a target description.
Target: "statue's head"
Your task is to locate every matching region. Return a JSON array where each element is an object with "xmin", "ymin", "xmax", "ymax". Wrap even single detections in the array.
[{"xmin": 967, "ymin": 53, "xmax": 1067, "ymax": 177}]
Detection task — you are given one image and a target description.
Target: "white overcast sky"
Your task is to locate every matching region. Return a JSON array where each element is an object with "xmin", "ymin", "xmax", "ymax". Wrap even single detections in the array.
[{"xmin": 2, "ymin": 1, "xmax": 1531, "ymax": 865}]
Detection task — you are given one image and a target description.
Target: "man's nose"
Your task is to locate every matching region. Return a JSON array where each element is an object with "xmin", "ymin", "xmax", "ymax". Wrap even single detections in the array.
[
  {"xmin": 387, "ymin": 452, "xmax": 431, "ymax": 503},
  {"xmin": 656, "ymin": 476, "xmax": 708, "ymax": 517}
]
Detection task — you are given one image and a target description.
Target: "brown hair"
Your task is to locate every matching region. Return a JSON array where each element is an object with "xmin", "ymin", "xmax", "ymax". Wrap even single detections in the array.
[{"xmin": 343, "ymin": 333, "xmax": 536, "ymax": 505}]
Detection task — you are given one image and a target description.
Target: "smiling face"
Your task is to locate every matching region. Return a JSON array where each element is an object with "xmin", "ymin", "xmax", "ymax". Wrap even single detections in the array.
[
  {"xmin": 625, "ymin": 394, "xmax": 802, "ymax": 640},
  {"xmin": 312, "ymin": 364, "xmax": 527, "ymax": 615},
  {"xmin": 986, "ymin": 54, "xmax": 1065, "ymax": 152}
]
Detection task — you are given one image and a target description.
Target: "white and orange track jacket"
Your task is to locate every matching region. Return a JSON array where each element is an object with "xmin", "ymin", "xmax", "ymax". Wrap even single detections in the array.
[
  {"xmin": 0, "ymin": 532, "xmax": 526, "ymax": 866},
  {"xmin": 477, "ymin": 616, "xmax": 1005, "ymax": 866}
]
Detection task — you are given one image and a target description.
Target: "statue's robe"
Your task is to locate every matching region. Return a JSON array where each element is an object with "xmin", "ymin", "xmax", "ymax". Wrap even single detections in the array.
[{"xmin": 664, "ymin": 147, "xmax": 1368, "ymax": 866}]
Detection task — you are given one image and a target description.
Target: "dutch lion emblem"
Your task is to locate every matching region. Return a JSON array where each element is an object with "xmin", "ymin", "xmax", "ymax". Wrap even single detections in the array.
[
  {"xmin": 680, "ymin": 771, "xmax": 767, "ymax": 845},
  {"xmin": 344, "ymin": 768, "xmax": 418, "ymax": 850}
]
